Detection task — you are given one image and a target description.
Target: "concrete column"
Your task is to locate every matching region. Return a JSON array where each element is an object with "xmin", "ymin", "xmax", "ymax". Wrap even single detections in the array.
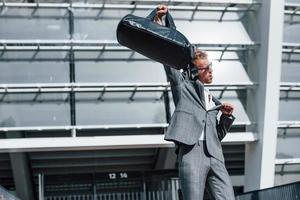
[
  {"xmin": 244, "ymin": 0, "xmax": 284, "ymax": 192},
  {"xmin": 10, "ymin": 152, "xmax": 35, "ymax": 200},
  {"xmin": 8, "ymin": 132, "xmax": 35, "ymax": 200}
]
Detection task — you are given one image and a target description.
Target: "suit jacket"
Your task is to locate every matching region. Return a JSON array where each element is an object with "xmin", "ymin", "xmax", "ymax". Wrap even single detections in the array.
[{"xmin": 164, "ymin": 65, "xmax": 235, "ymax": 162}]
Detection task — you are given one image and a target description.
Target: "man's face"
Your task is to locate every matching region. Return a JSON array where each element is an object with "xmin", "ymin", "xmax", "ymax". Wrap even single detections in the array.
[{"xmin": 193, "ymin": 58, "xmax": 213, "ymax": 84}]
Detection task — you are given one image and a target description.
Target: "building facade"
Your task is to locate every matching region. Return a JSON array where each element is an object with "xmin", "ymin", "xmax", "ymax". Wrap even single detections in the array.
[{"xmin": 0, "ymin": 0, "xmax": 299, "ymax": 199}]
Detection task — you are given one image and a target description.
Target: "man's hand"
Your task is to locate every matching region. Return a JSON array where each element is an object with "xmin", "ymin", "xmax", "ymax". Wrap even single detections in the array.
[
  {"xmin": 155, "ymin": 5, "xmax": 168, "ymax": 25},
  {"xmin": 220, "ymin": 103, "xmax": 234, "ymax": 116}
]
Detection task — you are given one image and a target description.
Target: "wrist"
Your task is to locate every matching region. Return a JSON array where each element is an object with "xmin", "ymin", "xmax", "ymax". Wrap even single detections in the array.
[
  {"xmin": 154, "ymin": 15, "xmax": 163, "ymax": 24},
  {"xmin": 222, "ymin": 113, "xmax": 232, "ymax": 117}
]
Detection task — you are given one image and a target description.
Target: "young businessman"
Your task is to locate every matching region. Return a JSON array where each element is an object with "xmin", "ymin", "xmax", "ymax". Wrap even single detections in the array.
[{"xmin": 155, "ymin": 5, "xmax": 236, "ymax": 200}]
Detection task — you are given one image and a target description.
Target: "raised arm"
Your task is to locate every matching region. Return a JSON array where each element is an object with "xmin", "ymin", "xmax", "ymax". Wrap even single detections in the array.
[
  {"xmin": 164, "ymin": 65, "xmax": 184, "ymax": 85},
  {"xmin": 155, "ymin": 5, "xmax": 184, "ymax": 86}
]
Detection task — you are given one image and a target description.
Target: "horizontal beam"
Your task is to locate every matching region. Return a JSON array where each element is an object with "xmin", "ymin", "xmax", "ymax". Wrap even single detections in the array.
[
  {"xmin": 0, "ymin": 46, "xmax": 255, "ymax": 52},
  {"xmin": 0, "ymin": 123, "xmax": 169, "ymax": 132},
  {"xmin": 0, "ymin": 132, "xmax": 256, "ymax": 152},
  {"xmin": 278, "ymin": 121, "xmax": 300, "ymax": 128},
  {"xmin": 285, "ymin": 3, "xmax": 300, "ymax": 16},
  {"xmin": 0, "ymin": 82, "xmax": 170, "ymax": 88},
  {"xmin": 275, "ymin": 158, "xmax": 300, "ymax": 165},
  {"xmin": 0, "ymin": 121, "xmax": 251, "ymax": 132},
  {"xmin": 282, "ymin": 43, "xmax": 300, "ymax": 54},
  {"xmin": 30, "ymin": 149, "xmax": 155, "ymax": 160},
  {"xmin": 0, "ymin": 135, "xmax": 174, "ymax": 152},
  {"xmin": 0, "ymin": 40, "xmax": 256, "ymax": 52},
  {"xmin": 280, "ymin": 82, "xmax": 300, "ymax": 91},
  {"xmin": 117, "ymin": 0, "xmax": 258, "ymax": 5},
  {"xmin": 282, "ymin": 42, "xmax": 300, "ymax": 47},
  {"xmin": 31, "ymin": 156, "xmax": 153, "ymax": 168},
  {"xmin": 0, "ymin": 2, "xmax": 258, "ymax": 12},
  {"xmin": 0, "ymin": 82, "xmax": 255, "ymax": 94}
]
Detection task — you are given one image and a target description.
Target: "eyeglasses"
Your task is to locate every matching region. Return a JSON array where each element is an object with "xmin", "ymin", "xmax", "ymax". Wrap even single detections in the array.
[{"xmin": 198, "ymin": 62, "xmax": 212, "ymax": 71}]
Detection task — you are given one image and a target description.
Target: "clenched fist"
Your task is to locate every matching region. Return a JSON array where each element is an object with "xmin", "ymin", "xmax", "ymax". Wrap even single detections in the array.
[
  {"xmin": 220, "ymin": 103, "xmax": 234, "ymax": 116},
  {"xmin": 155, "ymin": 5, "xmax": 168, "ymax": 24}
]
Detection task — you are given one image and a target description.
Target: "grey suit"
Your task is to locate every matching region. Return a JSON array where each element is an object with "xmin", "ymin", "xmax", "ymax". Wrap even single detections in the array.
[{"xmin": 164, "ymin": 65, "xmax": 235, "ymax": 200}]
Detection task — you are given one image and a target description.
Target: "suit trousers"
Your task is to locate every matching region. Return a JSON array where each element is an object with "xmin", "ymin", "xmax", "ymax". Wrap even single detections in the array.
[{"xmin": 178, "ymin": 141, "xmax": 235, "ymax": 200}]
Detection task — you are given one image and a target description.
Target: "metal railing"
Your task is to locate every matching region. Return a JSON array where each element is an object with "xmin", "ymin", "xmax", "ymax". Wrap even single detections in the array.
[
  {"xmin": 236, "ymin": 181, "xmax": 300, "ymax": 200},
  {"xmin": 285, "ymin": 3, "xmax": 300, "ymax": 16},
  {"xmin": 44, "ymin": 178, "xmax": 180, "ymax": 200},
  {"xmin": 0, "ymin": 40, "xmax": 257, "ymax": 62},
  {"xmin": 45, "ymin": 191, "xmax": 177, "ymax": 200},
  {"xmin": 0, "ymin": 123, "xmax": 169, "ymax": 133},
  {"xmin": 275, "ymin": 158, "xmax": 300, "ymax": 165},
  {"xmin": 280, "ymin": 82, "xmax": 300, "ymax": 91},
  {"xmin": 115, "ymin": 0, "xmax": 258, "ymax": 4},
  {"xmin": 0, "ymin": 82, "xmax": 255, "ymax": 94},
  {"xmin": 278, "ymin": 121, "xmax": 300, "ymax": 128},
  {"xmin": 0, "ymin": 119, "xmax": 253, "ymax": 142},
  {"xmin": 0, "ymin": 1, "xmax": 259, "ymax": 12},
  {"xmin": 0, "ymin": 40, "xmax": 256, "ymax": 53},
  {"xmin": 282, "ymin": 43, "xmax": 300, "ymax": 54},
  {"xmin": 0, "ymin": 122, "xmax": 251, "ymax": 132},
  {"xmin": 282, "ymin": 43, "xmax": 300, "ymax": 62},
  {"xmin": 285, "ymin": 3, "xmax": 300, "ymax": 25}
]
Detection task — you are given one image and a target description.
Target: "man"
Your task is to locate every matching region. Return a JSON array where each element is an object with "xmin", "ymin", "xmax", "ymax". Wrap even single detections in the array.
[{"xmin": 155, "ymin": 5, "xmax": 236, "ymax": 200}]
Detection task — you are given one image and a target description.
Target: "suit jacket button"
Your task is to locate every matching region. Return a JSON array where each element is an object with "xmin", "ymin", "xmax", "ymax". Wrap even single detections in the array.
[{"xmin": 202, "ymin": 120, "xmax": 205, "ymax": 123}]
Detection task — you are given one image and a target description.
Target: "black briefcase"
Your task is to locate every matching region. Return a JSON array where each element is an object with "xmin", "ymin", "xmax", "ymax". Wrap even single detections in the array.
[{"xmin": 116, "ymin": 9, "xmax": 193, "ymax": 70}]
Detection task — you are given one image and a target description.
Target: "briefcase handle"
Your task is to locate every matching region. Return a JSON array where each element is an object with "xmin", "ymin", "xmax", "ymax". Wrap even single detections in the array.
[
  {"xmin": 146, "ymin": 8, "xmax": 197, "ymax": 79},
  {"xmin": 146, "ymin": 8, "xmax": 176, "ymax": 29}
]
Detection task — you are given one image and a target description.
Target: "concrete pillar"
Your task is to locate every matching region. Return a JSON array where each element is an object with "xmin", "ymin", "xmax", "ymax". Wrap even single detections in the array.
[
  {"xmin": 8, "ymin": 132, "xmax": 35, "ymax": 200},
  {"xmin": 244, "ymin": 0, "xmax": 284, "ymax": 192}
]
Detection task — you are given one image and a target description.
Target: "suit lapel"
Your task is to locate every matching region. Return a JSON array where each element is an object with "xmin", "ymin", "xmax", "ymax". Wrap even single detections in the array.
[
  {"xmin": 186, "ymin": 80, "xmax": 205, "ymax": 109},
  {"xmin": 195, "ymin": 80, "xmax": 206, "ymax": 106},
  {"xmin": 181, "ymin": 72, "xmax": 204, "ymax": 108},
  {"xmin": 192, "ymin": 80, "xmax": 223, "ymax": 111},
  {"xmin": 185, "ymin": 75, "xmax": 222, "ymax": 111}
]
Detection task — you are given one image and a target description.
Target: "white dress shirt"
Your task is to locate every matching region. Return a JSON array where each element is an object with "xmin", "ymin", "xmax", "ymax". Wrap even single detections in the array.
[{"xmin": 199, "ymin": 88, "xmax": 216, "ymax": 140}]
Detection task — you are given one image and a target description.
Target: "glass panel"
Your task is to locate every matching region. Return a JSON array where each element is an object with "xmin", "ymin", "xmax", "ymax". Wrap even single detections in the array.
[
  {"xmin": 0, "ymin": 93, "xmax": 70, "ymax": 127},
  {"xmin": 0, "ymin": 8, "xmax": 69, "ymax": 39},
  {"xmin": 279, "ymin": 92, "xmax": 300, "ymax": 121},
  {"xmin": 0, "ymin": 51, "xmax": 69, "ymax": 61},
  {"xmin": 277, "ymin": 128, "xmax": 300, "ymax": 158},
  {"xmin": 73, "ymin": 9, "xmax": 143, "ymax": 40},
  {"xmin": 281, "ymin": 63, "xmax": 300, "ymax": 82},
  {"xmin": 76, "ymin": 92, "xmax": 166, "ymax": 125},
  {"xmin": 283, "ymin": 23, "xmax": 300, "ymax": 43},
  {"xmin": 0, "ymin": 61, "xmax": 69, "ymax": 84},
  {"xmin": 75, "ymin": 61, "xmax": 166, "ymax": 83}
]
